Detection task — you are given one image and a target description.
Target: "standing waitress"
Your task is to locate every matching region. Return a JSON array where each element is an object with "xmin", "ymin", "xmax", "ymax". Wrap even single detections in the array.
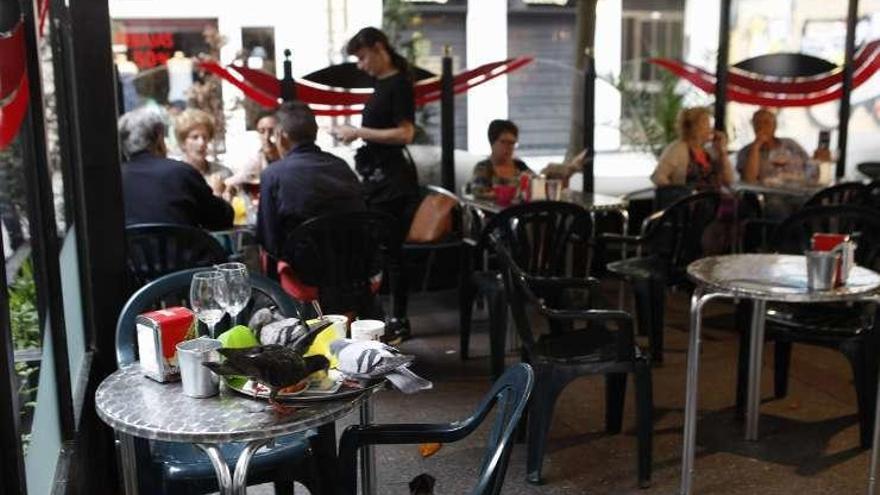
[{"xmin": 334, "ymin": 27, "xmax": 419, "ymax": 341}]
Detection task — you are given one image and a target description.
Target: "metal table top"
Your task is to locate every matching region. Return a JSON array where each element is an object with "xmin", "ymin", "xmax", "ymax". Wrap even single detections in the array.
[
  {"xmin": 96, "ymin": 364, "xmax": 374, "ymax": 444},
  {"xmin": 688, "ymin": 254, "xmax": 880, "ymax": 302},
  {"xmin": 462, "ymin": 191, "xmax": 627, "ymax": 214}
]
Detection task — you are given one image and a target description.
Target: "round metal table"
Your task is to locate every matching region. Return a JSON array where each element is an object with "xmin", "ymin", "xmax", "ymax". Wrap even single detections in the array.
[
  {"xmin": 96, "ymin": 364, "xmax": 376, "ymax": 494},
  {"xmin": 681, "ymin": 254, "xmax": 880, "ymax": 495}
]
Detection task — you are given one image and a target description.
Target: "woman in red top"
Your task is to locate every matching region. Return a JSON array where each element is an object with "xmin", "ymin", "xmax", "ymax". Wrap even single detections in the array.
[{"xmin": 651, "ymin": 106, "xmax": 734, "ymax": 189}]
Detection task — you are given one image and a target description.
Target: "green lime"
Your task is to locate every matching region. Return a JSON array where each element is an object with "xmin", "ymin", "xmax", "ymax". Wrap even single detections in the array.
[{"xmin": 215, "ymin": 325, "xmax": 259, "ymax": 388}]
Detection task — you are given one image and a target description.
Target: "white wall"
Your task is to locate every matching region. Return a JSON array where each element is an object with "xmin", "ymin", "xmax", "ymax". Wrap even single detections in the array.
[
  {"xmin": 466, "ymin": 0, "xmax": 508, "ymax": 155},
  {"xmin": 595, "ymin": 0, "xmax": 622, "ymax": 151}
]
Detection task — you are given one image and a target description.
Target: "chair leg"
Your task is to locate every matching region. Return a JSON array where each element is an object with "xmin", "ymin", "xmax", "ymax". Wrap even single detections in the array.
[
  {"xmin": 648, "ymin": 277, "xmax": 666, "ymax": 364},
  {"xmin": 774, "ymin": 341, "xmax": 792, "ymax": 399},
  {"xmin": 605, "ymin": 373, "xmax": 627, "ymax": 434},
  {"xmin": 631, "ymin": 277, "xmax": 652, "ymax": 339},
  {"xmin": 488, "ymin": 282, "xmax": 508, "ymax": 381},
  {"xmin": 734, "ymin": 300, "xmax": 752, "ymax": 419},
  {"xmin": 526, "ymin": 366, "xmax": 572, "ymax": 485},
  {"xmin": 459, "ymin": 277, "xmax": 477, "ymax": 360},
  {"xmin": 635, "ymin": 360, "xmax": 653, "ymax": 488},
  {"xmin": 841, "ymin": 340, "xmax": 878, "ymax": 448}
]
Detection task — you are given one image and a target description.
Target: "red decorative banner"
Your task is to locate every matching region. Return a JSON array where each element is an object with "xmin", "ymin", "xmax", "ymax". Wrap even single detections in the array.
[
  {"xmin": 198, "ymin": 56, "xmax": 533, "ymax": 116},
  {"xmin": 0, "ymin": 19, "xmax": 28, "ymax": 151},
  {"xmin": 0, "ymin": 75, "xmax": 30, "ymax": 150},
  {"xmin": 649, "ymin": 40, "xmax": 880, "ymax": 107}
]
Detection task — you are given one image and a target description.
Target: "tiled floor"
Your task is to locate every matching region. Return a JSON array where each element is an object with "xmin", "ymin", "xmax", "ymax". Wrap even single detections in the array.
[{"xmin": 249, "ymin": 287, "xmax": 874, "ymax": 494}]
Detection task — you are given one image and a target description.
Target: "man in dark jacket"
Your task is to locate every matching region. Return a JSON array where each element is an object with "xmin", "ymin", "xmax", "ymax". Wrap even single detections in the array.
[
  {"xmin": 118, "ymin": 107, "xmax": 233, "ymax": 229},
  {"xmin": 256, "ymin": 101, "xmax": 365, "ymax": 257}
]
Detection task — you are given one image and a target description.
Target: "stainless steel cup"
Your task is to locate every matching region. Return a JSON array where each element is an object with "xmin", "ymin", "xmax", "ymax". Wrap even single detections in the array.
[
  {"xmin": 806, "ymin": 250, "xmax": 840, "ymax": 290},
  {"xmin": 545, "ymin": 179, "xmax": 563, "ymax": 201},
  {"xmin": 176, "ymin": 337, "xmax": 222, "ymax": 398}
]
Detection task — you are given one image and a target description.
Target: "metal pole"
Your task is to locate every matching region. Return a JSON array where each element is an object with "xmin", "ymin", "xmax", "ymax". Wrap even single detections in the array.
[
  {"xmin": 837, "ymin": 0, "xmax": 859, "ymax": 178},
  {"xmin": 440, "ymin": 45, "xmax": 455, "ymax": 192},
  {"xmin": 714, "ymin": 0, "xmax": 732, "ymax": 131},
  {"xmin": 281, "ymin": 48, "xmax": 296, "ymax": 101},
  {"xmin": 582, "ymin": 48, "xmax": 595, "ymax": 196}
]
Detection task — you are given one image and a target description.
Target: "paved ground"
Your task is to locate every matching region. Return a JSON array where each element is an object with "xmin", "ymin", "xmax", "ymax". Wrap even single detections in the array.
[{"xmin": 248, "ymin": 286, "xmax": 873, "ymax": 494}]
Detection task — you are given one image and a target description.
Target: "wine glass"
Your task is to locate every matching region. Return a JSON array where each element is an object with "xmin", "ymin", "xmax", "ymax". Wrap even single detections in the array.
[
  {"xmin": 217, "ymin": 262, "xmax": 251, "ymax": 325},
  {"xmin": 190, "ymin": 271, "xmax": 227, "ymax": 338}
]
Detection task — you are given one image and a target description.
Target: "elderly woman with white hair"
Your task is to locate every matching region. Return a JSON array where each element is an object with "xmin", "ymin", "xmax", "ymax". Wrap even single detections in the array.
[{"xmin": 119, "ymin": 107, "xmax": 233, "ymax": 229}]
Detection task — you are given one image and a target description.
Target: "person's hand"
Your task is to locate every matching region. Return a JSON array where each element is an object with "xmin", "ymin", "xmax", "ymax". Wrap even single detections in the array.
[
  {"xmin": 753, "ymin": 133, "xmax": 772, "ymax": 150},
  {"xmin": 208, "ymin": 174, "xmax": 226, "ymax": 198},
  {"xmin": 712, "ymin": 130, "xmax": 728, "ymax": 154},
  {"xmin": 333, "ymin": 125, "xmax": 360, "ymax": 144}
]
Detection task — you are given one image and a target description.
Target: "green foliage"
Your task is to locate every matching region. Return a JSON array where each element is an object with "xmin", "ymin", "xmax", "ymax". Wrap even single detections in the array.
[
  {"xmin": 617, "ymin": 70, "xmax": 687, "ymax": 158},
  {"xmin": 10, "ymin": 260, "xmax": 39, "ymax": 350},
  {"xmin": 9, "ymin": 259, "xmax": 40, "ymax": 452}
]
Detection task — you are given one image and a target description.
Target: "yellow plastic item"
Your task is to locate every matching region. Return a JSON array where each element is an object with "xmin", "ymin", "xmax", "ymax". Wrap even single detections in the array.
[
  {"xmin": 303, "ymin": 319, "xmax": 341, "ymax": 370},
  {"xmin": 231, "ymin": 196, "xmax": 247, "ymax": 226}
]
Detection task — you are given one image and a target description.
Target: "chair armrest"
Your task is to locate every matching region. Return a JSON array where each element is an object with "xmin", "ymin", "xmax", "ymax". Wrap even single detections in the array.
[
  {"xmin": 526, "ymin": 275, "xmax": 602, "ymax": 292},
  {"xmin": 598, "ymin": 232, "xmax": 646, "ymax": 245},
  {"xmin": 338, "ymin": 422, "xmax": 474, "ymax": 495}
]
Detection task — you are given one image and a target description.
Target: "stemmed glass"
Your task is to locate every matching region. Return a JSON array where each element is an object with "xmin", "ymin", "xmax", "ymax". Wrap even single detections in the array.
[
  {"xmin": 217, "ymin": 262, "xmax": 251, "ymax": 325},
  {"xmin": 189, "ymin": 271, "xmax": 227, "ymax": 338}
]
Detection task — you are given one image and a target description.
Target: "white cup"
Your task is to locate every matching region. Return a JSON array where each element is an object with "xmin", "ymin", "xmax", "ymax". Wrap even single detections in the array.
[
  {"xmin": 324, "ymin": 314, "xmax": 349, "ymax": 340},
  {"xmin": 350, "ymin": 319, "xmax": 385, "ymax": 342}
]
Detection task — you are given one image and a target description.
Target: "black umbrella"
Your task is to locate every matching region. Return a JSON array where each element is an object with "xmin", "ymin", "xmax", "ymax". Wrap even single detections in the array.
[{"xmin": 302, "ymin": 62, "xmax": 435, "ymax": 88}]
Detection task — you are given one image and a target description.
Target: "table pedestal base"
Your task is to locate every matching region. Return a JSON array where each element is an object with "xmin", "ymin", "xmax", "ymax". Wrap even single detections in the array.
[{"xmin": 197, "ymin": 439, "xmax": 270, "ymax": 495}]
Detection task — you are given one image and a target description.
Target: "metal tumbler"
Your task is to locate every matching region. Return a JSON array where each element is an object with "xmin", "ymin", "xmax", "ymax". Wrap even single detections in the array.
[
  {"xmin": 805, "ymin": 250, "xmax": 839, "ymax": 291},
  {"xmin": 176, "ymin": 337, "xmax": 222, "ymax": 398}
]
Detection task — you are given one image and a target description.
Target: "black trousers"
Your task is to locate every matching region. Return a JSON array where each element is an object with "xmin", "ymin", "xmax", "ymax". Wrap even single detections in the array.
[{"xmin": 368, "ymin": 193, "xmax": 421, "ymax": 319}]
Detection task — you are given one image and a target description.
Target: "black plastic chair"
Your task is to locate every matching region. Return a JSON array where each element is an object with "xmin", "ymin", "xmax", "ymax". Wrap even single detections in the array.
[
  {"xmin": 280, "ymin": 211, "xmax": 395, "ymax": 317},
  {"xmin": 803, "ymin": 181, "xmax": 869, "ymax": 207},
  {"xmin": 125, "ymin": 223, "xmax": 229, "ymax": 290},
  {"xmin": 858, "ymin": 162, "xmax": 880, "ymax": 180},
  {"xmin": 495, "ymin": 234, "xmax": 652, "ymax": 487},
  {"xmin": 602, "ymin": 191, "xmax": 721, "ymax": 363},
  {"xmin": 460, "ymin": 201, "xmax": 592, "ymax": 380},
  {"xmin": 116, "ymin": 268, "xmax": 319, "ymax": 494},
  {"xmin": 866, "ymin": 180, "xmax": 880, "ymax": 210},
  {"xmin": 338, "ymin": 363, "xmax": 533, "ymax": 495},
  {"xmin": 734, "ymin": 205, "xmax": 880, "ymax": 447}
]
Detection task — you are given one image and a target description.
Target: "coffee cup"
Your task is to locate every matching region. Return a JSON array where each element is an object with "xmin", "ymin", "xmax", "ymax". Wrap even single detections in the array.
[{"xmin": 350, "ymin": 319, "xmax": 385, "ymax": 342}]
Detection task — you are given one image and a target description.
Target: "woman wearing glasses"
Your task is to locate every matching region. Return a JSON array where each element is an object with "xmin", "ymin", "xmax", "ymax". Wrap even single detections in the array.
[{"xmin": 468, "ymin": 119, "xmax": 534, "ymax": 199}]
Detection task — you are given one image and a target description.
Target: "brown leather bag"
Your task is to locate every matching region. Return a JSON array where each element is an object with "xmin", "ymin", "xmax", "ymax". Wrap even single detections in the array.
[{"xmin": 405, "ymin": 194, "xmax": 458, "ymax": 243}]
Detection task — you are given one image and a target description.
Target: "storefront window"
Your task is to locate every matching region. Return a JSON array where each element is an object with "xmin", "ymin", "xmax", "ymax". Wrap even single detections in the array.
[
  {"xmin": 110, "ymin": 18, "xmax": 226, "ymax": 153},
  {"xmin": 726, "ymin": 0, "xmax": 880, "ymax": 176}
]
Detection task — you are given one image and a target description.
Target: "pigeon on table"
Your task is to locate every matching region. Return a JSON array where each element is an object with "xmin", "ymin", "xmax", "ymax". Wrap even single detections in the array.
[
  {"xmin": 204, "ymin": 320, "xmax": 333, "ymax": 412},
  {"xmin": 330, "ymin": 339, "xmax": 432, "ymax": 394}
]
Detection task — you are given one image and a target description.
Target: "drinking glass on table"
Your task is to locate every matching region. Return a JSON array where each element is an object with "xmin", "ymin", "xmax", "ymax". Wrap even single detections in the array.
[
  {"xmin": 190, "ymin": 271, "xmax": 227, "ymax": 338},
  {"xmin": 217, "ymin": 262, "xmax": 251, "ymax": 325}
]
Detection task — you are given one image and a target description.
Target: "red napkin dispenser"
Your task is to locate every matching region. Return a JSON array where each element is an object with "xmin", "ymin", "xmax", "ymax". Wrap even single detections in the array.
[
  {"xmin": 811, "ymin": 233, "xmax": 849, "ymax": 252},
  {"xmin": 136, "ymin": 307, "xmax": 196, "ymax": 382}
]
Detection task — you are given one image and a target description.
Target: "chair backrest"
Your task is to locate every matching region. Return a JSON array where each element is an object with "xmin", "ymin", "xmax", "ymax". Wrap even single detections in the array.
[
  {"xmin": 482, "ymin": 201, "xmax": 592, "ymax": 277},
  {"xmin": 857, "ymin": 162, "xmax": 880, "ymax": 180},
  {"xmin": 772, "ymin": 205, "xmax": 880, "ymax": 272},
  {"xmin": 125, "ymin": 223, "xmax": 228, "ymax": 289},
  {"xmin": 804, "ymin": 182, "xmax": 869, "ymax": 207},
  {"xmin": 469, "ymin": 363, "xmax": 534, "ymax": 495},
  {"xmin": 866, "ymin": 180, "xmax": 880, "ymax": 210},
  {"xmin": 643, "ymin": 191, "xmax": 721, "ymax": 269},
  {"xmin": 282, "ymin": 211, "xmax": 395, "ymax": 315},
  {"xmin": 653, "ymin": 185, "xmax": 694, "ymax": 211},
  {"xmin": 116, "ymin": 267, "xmax": 300, "ymax": 366}
]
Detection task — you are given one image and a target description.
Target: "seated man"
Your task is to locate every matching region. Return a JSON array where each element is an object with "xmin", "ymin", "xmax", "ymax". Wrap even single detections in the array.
[
  {"xmin": 118, "ymin": 107, "xmax": 233, "ymax": 229},
  {"xmin": 256, "ymin": 101, "xmax": 366, "ymax": 257},
  {"xmin": 468, "ymin": 119, "xmax": 533, "ymax": 198},
  {"xmin": 737, "ymin": 108, "xmax": 810, "ymax": 184}
]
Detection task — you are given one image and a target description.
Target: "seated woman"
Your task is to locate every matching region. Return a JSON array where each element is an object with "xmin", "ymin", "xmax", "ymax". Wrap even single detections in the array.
[
  {"xmin": 651, "ymin": 106, "xmax": 734, "ymax": 191},
  {"xmin": 175, "ymin": 108, "xmax": 233, "ymax": 198},
  {"xmin": 468, "ymin": 119, "xmax": 534, "ymax": 198}
]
